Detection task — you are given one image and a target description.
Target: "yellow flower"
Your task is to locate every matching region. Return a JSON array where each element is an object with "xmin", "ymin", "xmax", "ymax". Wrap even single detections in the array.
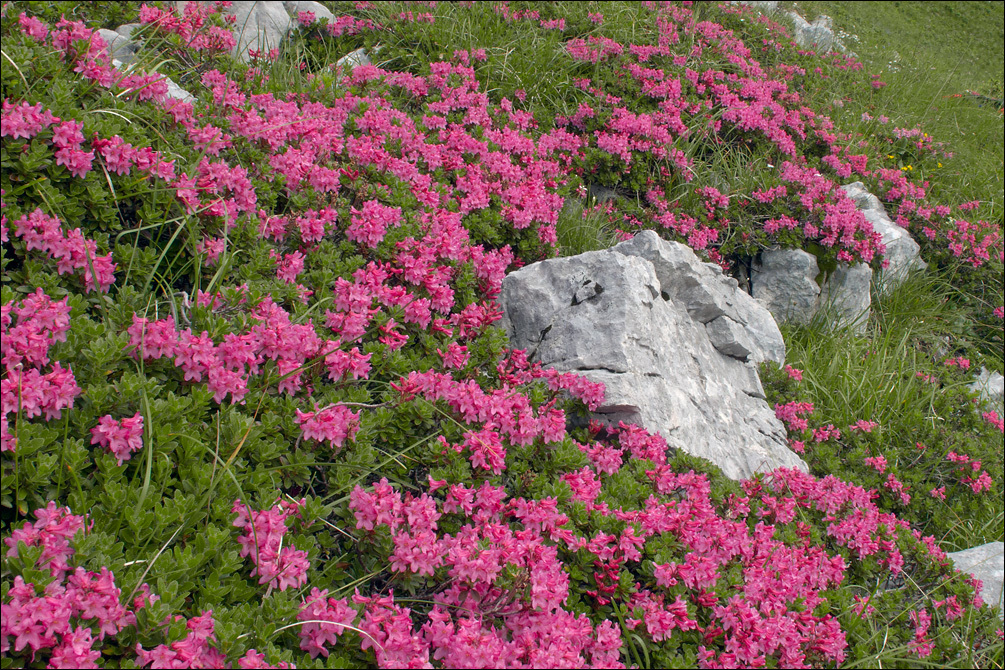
[
  {"xmin": 887, "ymin": 154, "xmax": 894, "ymax": 159},
  {"xmin": 937, "ymin": 162, "xmax": 943, "ymax": 168}
]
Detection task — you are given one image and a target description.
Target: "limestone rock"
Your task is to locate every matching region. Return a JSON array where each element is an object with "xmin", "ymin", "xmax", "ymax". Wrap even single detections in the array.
[
  {"xmin": 789, "ymin": 12, "xmax": 838, "ymax": 52},
  {"xmin": 98, "ymin": 28, "xmax": 140, "ymax": 65},
  {"xmin": 818, "ymin": 262, "xmax": 872, "ymax": 333},
  {"xmin": 175, "ymin": 0, "xmax": 290, "ymax": 63},
  {"xmin": 970, "ymin": 367, "xmax": 1005, "ymax": 416},
  {"xmin": 752, "ymin": 248, "xmax": 872, "ymax": 333},
  {"xmin": 751, "ymin": 249, "xmax": 820, "ymax": 326},
  {"xmin": 226, "ymin": 1, "xmax": 292, "ymax": 62},
  {"xmin": 614, "ymin": 230, "xmax": 786, "ymax": 365},
  {"xmin": 337, "ymin": 48, "xmax": 372, "ymax": 71},
  {"xmin": 284, "ymin": 0, "xmax": 335, "ymax": 25},
  {"xmin": 498, "ymin": 234, "xmax": 806, "ymax": 481},
  {"xmin": 948, "ymin": 542, "xmax": 1004, "ymax": 620},
  {"xmin": 841, "ymin": 181, "xmax": 926, "ymax": 289},
  {"xmin": 731, "ymin": 1, "xmax": 779, "ymax": 12}
]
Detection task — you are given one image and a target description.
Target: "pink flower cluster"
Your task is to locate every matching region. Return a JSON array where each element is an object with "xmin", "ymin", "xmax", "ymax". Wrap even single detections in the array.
[
  {"xmin": 295, "ymin": 404, "xmax": 361, "ymax": 450},
  {"xmin": 89, "ymin": 413, "xmax": 144, "ymax": 465},
  {"xmin": 945, "ymin": 451, "xmax": 995, "ymax": 494},
  {"xmin": 1, "ymin": 289, "xmax": 80, "ymax": 452},
  {"xmin": 10, "ymin": 208, "xmax": 116, "ymax": 293},
  {"xmin": 126, "ymin": 295, "xmax": 326, "ymax": 404},
  {"xmin": 136, "ymin": 611, "xmax": 228, "ymax": 668},
  {"xmin": 345, "ymin": 477, "xmax": 623, "ymax": 668},
  {"xmin": 137, "ymin": 2, "xmax": 236, "ymax": 54},
  {"xmin": 2, "ymin": 504, "xmax": 154, "ymax": 667},
  {"xmin": 297, "ymin": 587, "xmax": 358, "ymax": 658},
  {"xmin": 5, "ymin": 505, "xmax": 283, "ymax": 670},
  {"xmin": 391, "ymin": 365, "xmax": 600, "ymax": 473},
  {"xmin": 773, "ymin": 401, "xmax": 814, "ymax": 431},
  {"xmin": 232, "ymin": 498, "xmax": 310, "ymax": 593}
]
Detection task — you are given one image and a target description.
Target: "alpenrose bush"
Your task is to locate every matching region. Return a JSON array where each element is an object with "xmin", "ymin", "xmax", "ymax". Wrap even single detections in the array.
[
  {"xmin": 761, "ymin": 361, "xmax": 1004, "ymax": 550},
  {"xmin": 0, "ymin": 2, "xmax": 1002, "ymax": 668}
]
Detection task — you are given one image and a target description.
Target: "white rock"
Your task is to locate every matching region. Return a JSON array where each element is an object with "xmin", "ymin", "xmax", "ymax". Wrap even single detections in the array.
[
  {"xmin": 177, "ymin": 0, "xmax": 292, "ymax": 63},
  {"xmin": 752, "ymin": 248, "xmax": 873, "ymax": 333},
  {"xmin": 498, "ymin": 235, "xmax": 806, "ymax": 481},
  {"xmin": 614, "ymin": 231, "xmax": 786, "ymax": 365},
  {"xmin": 337, "ymin": 48, "xmax": 372, "ymax": 71},
  {"xmin": 818, "ymin": 262, "xmax": 872, "ymax": 333},
  {"xmin": 947, "ymin": 542, "xmax": 1004, "ymax": 620},
  {"xmin": 841, "ymin": 182, "xmax": 926, "ymax": 290},
  {"xmin": 752, "ymin": 248, "xmax": 820, "ymax": 326},
  {"xmin": 970, "ymin": 367, "xmax": 1005, "ymax": 416},
  {"xmin": 284, "ymin": 0, "xmax": 335, "ymax": 25},
  {"xmin": 788, "ymin": 12, "xmax": 837, "ymax": 52},
  {"xmin": 98, "ymin": 28, "xmax": 140, "ymax": 65}
]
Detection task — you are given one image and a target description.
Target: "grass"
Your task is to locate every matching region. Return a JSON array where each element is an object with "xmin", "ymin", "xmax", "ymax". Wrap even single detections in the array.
[{"xmin": 780, "ymin": 0, "xmax": 1004, "ymax": 217}]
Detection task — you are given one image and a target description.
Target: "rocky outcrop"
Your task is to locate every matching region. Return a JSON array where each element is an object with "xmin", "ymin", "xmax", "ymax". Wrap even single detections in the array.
[
  {"xmin": 732, "ymin": 1, "xmax": 855, "ymax": 56},
  {"xmin": 752, "ymin": 183, "xmax": 928, "ymax": 333},
  {"xmin": 100, "ymin": 2, "xmax": 363, "ymax": 73},
  {"xmin": 499, "ymin": 231, "xmax": 806, "ymax": 481},
  {"xmin": 947, "ymin": 542, "xmax": 1004, "ymax": 620},
  {"xmin": 751, "ymin": 249, "xmax": 872, "ymax": 333},
  {"xmin": 841, "ymin": 181, "xmax": 926, "ymax": 289}
]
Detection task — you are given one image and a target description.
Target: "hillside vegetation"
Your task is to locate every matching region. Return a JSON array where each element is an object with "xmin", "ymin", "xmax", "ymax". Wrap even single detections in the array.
[{"xmin": 1, "ymin": 1, "xmax": 1002, "ymax": 668}]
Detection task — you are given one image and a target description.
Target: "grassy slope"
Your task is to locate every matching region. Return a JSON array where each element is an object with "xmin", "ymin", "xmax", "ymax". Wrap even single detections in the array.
[
  {"xmin": 783, "ymin": 0, "xmax": 1004, "ymax": 212},
  {"xmin": 1, "ymin": 1, "xmax": 1002, "ymax": 666}
]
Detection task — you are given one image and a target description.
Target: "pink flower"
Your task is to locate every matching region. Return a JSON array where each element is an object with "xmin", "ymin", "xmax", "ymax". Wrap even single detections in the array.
[
  {"xmin": 295, "ymin": 404, "xmax": 360, "ymax": 450},
  {"xmin": 982, "ymin": 411, "xmax": 1004, "ymax": 433},
  {"xmin": 784, "ymin": 365, "xmax": 803, "ymax": 381},
  {"xmin": 298, "ymin": 588, "xmax": 357, "ymax": 658},
  {"xmin": 863, "ymin": 454, "xmax": 887, "ymax": 473},
  {"xmin": 90, "ymin": 413, "xmax": 144, "ymax": 465}
]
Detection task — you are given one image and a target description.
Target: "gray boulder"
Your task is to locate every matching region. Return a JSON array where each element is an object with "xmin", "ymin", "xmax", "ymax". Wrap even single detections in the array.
[
  {"xmin": 789, "ymin": 12, "xmax": 838, "ymax": 52},
  {"xmin": 751, "ymin": 249, "xmax": 820, "ymax": 325},
  {"xmin": 498, "ymin": 233, "xmax": 806, "ymax": 481},
  {"xmin": 752, "ymin": 248, "xmax": 871, "ymax": 333},
  {"xmin": 284, "ymin": 0, "xmax": 335, "ymax": 25},
  {"xmin": 818, "ymin": 261, "xmax": 872, "ymax": 333},
  {"xmin": 841, "ymin": 182, "xmax": 926, "ymax": 289},
  {"xmin": 615, "ymin": 231, "xmax": 785, "ymax": 365},
  {"xmin": 731, "ymin": 1, "xmax": 779, "ymax": 11},
  {"xmin": 223, "ymin": 1, "xmax": 292, "ymax": 62},
  {"xmin": 174, "ymin": 1, "xmax": 291, "ymax": 63},
  {"xmin": 98, "ymin": 28, "xmax": 140, "ymax": 65},
  {"xmin": 970, "ymin": 367, "xmax": 1005, "ymax": 416},
  {"xmin": 947, "ymin": 542, "xmax": 1004, "ymax": 620},
  {"xmin": 337, "ymin": 47, "xmax": 372, "ymax": 71}
]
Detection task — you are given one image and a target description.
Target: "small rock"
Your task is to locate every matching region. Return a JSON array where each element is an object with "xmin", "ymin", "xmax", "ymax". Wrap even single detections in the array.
[
  {"xmin": 337, "ymin": 47, "xmax": 372, "ymax": 70},
  {"xmin": 752, "ymin": 248, "xmax": 820, "ymax": 326},
  {"xmin": 841, "ymin": 182, "xmax": 926, "ymax": 290},
  {"xmin": 947, "ymin": 542, "xmax": 1004, "ymax": 620},
  {"xmin": 98, "ymin": 28, "xmax": 140, "ymax": 65},
  {"xmin": 789, "ymin": 12, "xmax": 838, "ymax": 52},
  {"xmin": 970, "ymin": 367, "xmax": 1005, "ymax": 416},
  {"xmin": 818, "ymin": 262, "xmax": 871, "ymax": 333}
]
